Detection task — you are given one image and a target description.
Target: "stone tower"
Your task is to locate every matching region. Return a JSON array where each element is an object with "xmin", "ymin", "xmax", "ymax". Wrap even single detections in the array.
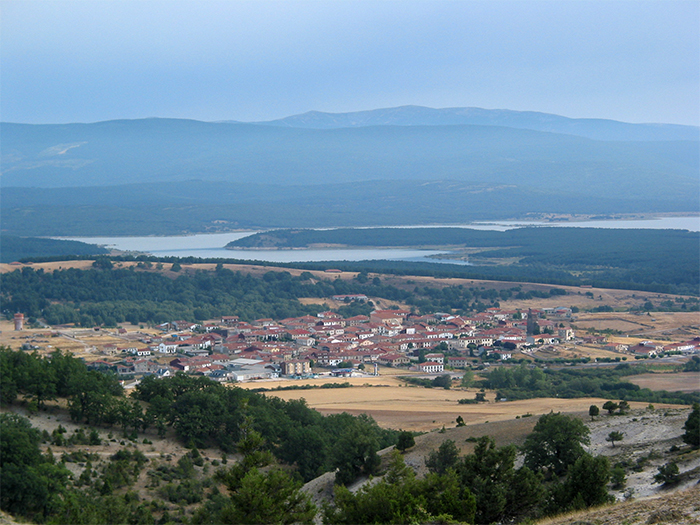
[{"xmin": 526, "ymin": 308, "xmax": 537, "ymax": 336}]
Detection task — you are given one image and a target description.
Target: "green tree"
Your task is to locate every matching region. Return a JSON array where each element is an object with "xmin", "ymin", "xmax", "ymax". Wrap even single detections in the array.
[
  {"xmin": 457, "ymin": 436, "xmax": 543, "ymax": 524},
  {"xmin": 556, "ymin": 453, "xmax": 612, "ymax": 511},
  {"xmin": 170, "ymin": 390, "xmax": 228, "ymax": 447},
  {"xmin": 654, "ymin": 461, "xmax": 680, "ymax": 486},
  {"xmin": 523, "ymin": 412, "xmax": 590, "ymax": 477},
  {"xmin": 588, "ymin": 404, "xmax": 600, "ymax": 418},
  {"xmin": 434, "ymin": 341, "xmax": 449, "ymax": 352},
  {"xmin": 21, "ymin": 354, "xmax": 57, "ymax": 410},
  {"xmin": 396, "ymin": 431, "xmax": 415, "ymax": 452},
  {"xmin": 617, "ymin": 400, "xmax": 630, "ymax": 414},
  {"xmin": 610, "ymin": 465, "xmax": 626, "ymax": 489},
  {"xmin": 92, "ymin": 257, "xmax": 113, "ymax": 270},
  {"xmin": 603, "ymin": 401, "xmax": 619, "ymax": 415},
  {"xmin": 425, "ymin": 439, "xmax": 460, "ymax": 476},
  {"xmin": 324, "ymin": 451, "xmax": 475, "ymax": 525},
  {"xmin": 460, "ymin": 369, "xmax": 474, "ymax": 388},
  {"xmin": 220, "ymin": 468, "xmax": 316, "ymax": 524},
  {"xmin": 606, "ymin": 431, "xmax": 624, "ymax": 448},
  {"xmin": 683, "ymin": 356, "xmax": 700, "ymax": 372},
  {"xmin": 332, "ymin": 419, "xmax": 381, "ymax": 485},
  {"xmin": 215, "ymin": 425, "xmax": 316, "ymax": 524},
  {"xmin": 431, "ymin": 374, "xmax": 452, "ymax": 389},
  {"xmin": 0, "ymin": 414, "xmax": 71, "ymax": 521},
  {"xmin": 682, "ymin": 403, "xmax": 700, "ymax": 448}
]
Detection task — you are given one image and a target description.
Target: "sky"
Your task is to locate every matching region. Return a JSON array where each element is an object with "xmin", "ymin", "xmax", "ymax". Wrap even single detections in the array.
[{"xmin": 1, "ymin": 0, "xmax": 699, "ymax": 125}]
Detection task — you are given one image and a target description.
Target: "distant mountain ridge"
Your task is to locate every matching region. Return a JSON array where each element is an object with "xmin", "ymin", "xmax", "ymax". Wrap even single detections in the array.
[
  {"xmin": 1, "ymin": 119, "xmax": 697, "ymax": 194},
  {"xmin": 259, "ymin": 105, "xmax": 700, "ymax": 141},
  {"xmin": 1, "ymin": 107, "xmax": 698, "ymax": 236}
]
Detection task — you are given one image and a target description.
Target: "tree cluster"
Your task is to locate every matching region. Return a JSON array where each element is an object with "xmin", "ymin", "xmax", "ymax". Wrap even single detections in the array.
[
  {"xmin": 0, "ymin": 348, "xmax": 122, "ymax": 413},
  {"xmin": 484, "ymin": 364, "xmax": 699, "ymax": 406},
  {"xmin": 1, "ymin": 348, "xmax": 396, "ymax": 486},
  {"xmin": 329, "ymin": 413, "xmax": 613, "ymax": 524},
  {"xmin": 132, "ymin": 374, "xmax": 396, "ymax": 483}
]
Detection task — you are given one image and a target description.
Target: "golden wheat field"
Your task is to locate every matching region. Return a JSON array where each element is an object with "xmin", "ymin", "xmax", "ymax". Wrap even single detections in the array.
[{"xmin": 239, "ymin": 375, "xmax": 671, "ymax": 432}]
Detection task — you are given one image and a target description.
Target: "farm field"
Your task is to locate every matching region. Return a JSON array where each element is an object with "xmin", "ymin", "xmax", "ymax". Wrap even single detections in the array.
[
  {"xmin": 240, "ymin": 375, "xmax": 679, "ymax": 432},
  {"xmin": 627, "ymin": 372, "xmax": 700, "ymax": 393},
  {"xmin": 573, "ymin": 311, "xmax": 700, "ymax": 338}
]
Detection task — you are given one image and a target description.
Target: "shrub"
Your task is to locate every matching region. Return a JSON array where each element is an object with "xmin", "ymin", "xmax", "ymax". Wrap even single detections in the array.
[{"xmin": 654, "ymin": 462, "xmax": 680, "ymax": 486}]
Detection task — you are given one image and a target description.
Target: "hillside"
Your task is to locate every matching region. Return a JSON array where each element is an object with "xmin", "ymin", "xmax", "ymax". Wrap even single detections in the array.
[
  {"xmin": 2, "ymin": 400, "xmax": 696, "ymax": 525},
  {"xmin": 0, "ymin": 235, "xmax": 107, "ymax": 263},
  {"xmin": 301, "ymin": 407, "xmax": 699, "ymax": 523},
  {"xmin": 2, "ymin": 120, "xmax": 696, "ymax": 199},
  {"xmin": 2, "ymin": 109, "xmax": 698, "ymax": 235},
  {"xmin": 4, "ymin": 180, "xmax": 693, "ymax": 237},
  {"xmin": 225, "ymin": 226, "xmax": 700, "ymax": 295},
  {"xmin": 538, "ymin": 486, "xmax": 700, "ymax": 525}
]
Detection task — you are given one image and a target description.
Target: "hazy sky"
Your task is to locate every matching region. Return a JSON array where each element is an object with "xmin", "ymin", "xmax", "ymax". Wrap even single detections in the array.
[{"xmin": 2, "ymin": 0, "xmax": 698, "ymax": 125}]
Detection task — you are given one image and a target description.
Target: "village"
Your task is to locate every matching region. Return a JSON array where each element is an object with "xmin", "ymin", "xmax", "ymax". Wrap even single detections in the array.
[{"xmin": 6, "ymin": 298, "xmax": 699, "ymax": 386}]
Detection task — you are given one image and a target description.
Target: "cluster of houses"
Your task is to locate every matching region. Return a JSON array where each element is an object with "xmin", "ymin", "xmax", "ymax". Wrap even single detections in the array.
[
  {"xmin": 607, "ymin": 338, "xmax": 700, "ymax": 358},
  {"xmin": 91, "ymin": 305, "xmax": 700, "ymax": 383},
  {"xmin": 89, "ymin": 306, "xmax": 558, "ymax": 381}
]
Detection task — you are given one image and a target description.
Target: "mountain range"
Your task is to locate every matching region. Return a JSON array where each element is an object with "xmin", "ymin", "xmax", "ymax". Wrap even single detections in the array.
[
  {"xmin": 258, "ymin": 105, "xmax": 699, "ymax": 141},
  {"xmin": 1, "ymin": 106, "xmax": 698, "ymax": 236}
]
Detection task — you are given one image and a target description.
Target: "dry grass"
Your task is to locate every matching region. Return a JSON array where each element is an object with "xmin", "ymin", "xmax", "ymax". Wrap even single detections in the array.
[
  {"xmin": 0, "ymin": 260, "xmax": 98, "ymax": 273},
  {"xmin": 573, "ymin": 311, "xmax": 700, "ymax": 337},
  {"xmin": 246, "ymin": 375, "xmax": 672, "ymax": 432},
  {"xmin": 627, "ymin": 372, "xmax": 700, "ymax": 393},
  {"xmin": 536, "ymin": 485, "xmax": 700, "ymax": 525}
]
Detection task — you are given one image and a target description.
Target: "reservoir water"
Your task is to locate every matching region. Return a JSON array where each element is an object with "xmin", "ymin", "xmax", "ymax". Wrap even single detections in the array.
[
  {"xmin": 59, "ymin": 232, "xmax": 449, "ymax": 263},
  {"xmin": 61, "ymin": 216, "xmax": 699, "ymax": 264}
]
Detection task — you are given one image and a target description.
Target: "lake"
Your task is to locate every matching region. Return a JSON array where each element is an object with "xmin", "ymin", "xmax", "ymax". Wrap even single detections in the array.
[
  {"xmin": 471, "ymin": 216, "xmax": 700, "ymax": 231},
  {"xmin": 59, "ymin": 232, "xmax": 449, "ymax": 263},
  {"xmin": 61, "ymin": 216, "xmax": 699, "ymax": 263}
]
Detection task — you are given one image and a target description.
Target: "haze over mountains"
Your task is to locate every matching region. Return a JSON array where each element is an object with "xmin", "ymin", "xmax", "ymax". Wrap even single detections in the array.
[
  {"xmin": 1, "ymin": 106, "xmax": 698, "ymax": 236},
  {"xmin": 259, "ymin": 105, "xmax": 700, "ymax": 141}
]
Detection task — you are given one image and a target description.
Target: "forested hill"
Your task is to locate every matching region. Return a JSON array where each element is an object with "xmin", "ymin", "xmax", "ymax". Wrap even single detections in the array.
[
  {"xmin": 0, "ymin": 235, "xmax": 108, "ymax": 263},
  {"xmin": 2, "ymin": 113, "xmax": 698, "ymax": 236},
  {"xmin": 3, "ymin": 180, "xmax": 691, "ymax": 237},
  {"xmin": 226, "ymin": 225, "xmax": 698, "ymax": 249},
  {"xmin": 226, "ymin": 227, "xmax": 700, "ymax": 296},
  {"xmin": 2, "ymin": 120, "xmax": 697, "ymax": 205},
  {"xmin": 2, "ymin": 349, "xmax": 697, "ymax": 525}
]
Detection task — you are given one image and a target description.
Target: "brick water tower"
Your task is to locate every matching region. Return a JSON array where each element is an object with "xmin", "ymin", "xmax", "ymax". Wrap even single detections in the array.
[{"xmin": 14, "ymin": 313, "xmax": 24, "ymax": 331}]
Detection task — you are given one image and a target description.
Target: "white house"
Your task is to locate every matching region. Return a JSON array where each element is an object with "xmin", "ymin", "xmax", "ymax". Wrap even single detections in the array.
[{"xmin": 413, "ymin": 361, "xmax": 444, "ymax": 373}]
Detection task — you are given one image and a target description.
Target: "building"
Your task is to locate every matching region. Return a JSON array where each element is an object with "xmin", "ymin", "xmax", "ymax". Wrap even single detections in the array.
[
  {"xmin": 13, "ymin": 313, "xmax": 24, "ymax": 331},
  {"xmin": 447, "ymin": 356, "xmax": 469, "ymax": 368},
  {"xmin": 281, "ymin": 359, "xmax": 312, "ymax": 376},
  {"xmin": 424, "ymin": 352, "xmax": 444, "ymax": 364},
  {"xmin": 377, "ymin": 353, "xmax": 411, "ymax": 367},
  {"xmin": 412, "ymin": 361, "xmax": 445, "ymax": 373}
]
